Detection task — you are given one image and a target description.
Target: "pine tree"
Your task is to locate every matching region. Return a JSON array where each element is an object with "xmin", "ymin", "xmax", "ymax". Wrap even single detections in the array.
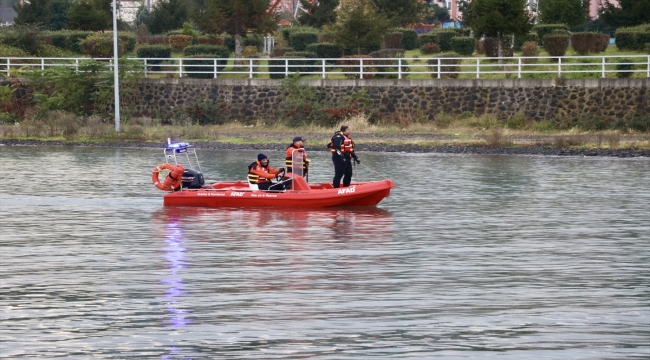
[
  {"xmin": 372, "ymin": 0, "xmax": 423, "ymax": 27},
  {"xmin": 192, "ymin": 0, "xmax": 276, "ymax": 60},
  {"xmin": 467, "ymin": 0, "xmax": 533, "ymax": 59},
  {"xmin": 324, "ymin": 0, "xmax": 390, "ymax": 54},
  {"xmin": 600, "ymin": 0, "xmax": 650, "ymax": 28},
  {"xmin": 67, "ymin": 0, "xmax": 111, "ymax": 31},
  {"xmin": 298, "ymin": 0, "xmax": 339, "ymax": 28},
  {"xmin": 13, "ymin": 0, "xmax": 52, "ymax": 27},
  {"xmin": 538, "ymin": 0, "xmax": 588, "ymax": 27},
  {"xmin": 146, "ymin": 0, "xmax": 190, "ymax": 34}
]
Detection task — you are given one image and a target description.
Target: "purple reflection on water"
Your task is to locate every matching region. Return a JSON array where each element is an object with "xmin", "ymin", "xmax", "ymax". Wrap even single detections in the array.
[{"xmin": 162, "ymin": 220, "xmax": 190, "ymax": 329}]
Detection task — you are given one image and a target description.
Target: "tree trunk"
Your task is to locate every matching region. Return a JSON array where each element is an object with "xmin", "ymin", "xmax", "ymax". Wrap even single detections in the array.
[{"xmin": 234, "ymin": 32, "xmax": 242, "ymax": 66}]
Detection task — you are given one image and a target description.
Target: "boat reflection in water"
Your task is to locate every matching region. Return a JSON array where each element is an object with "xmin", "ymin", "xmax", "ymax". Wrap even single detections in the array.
[{"xmin": 152, "ymin": 206, "xmax": 393, "ymax": 355}]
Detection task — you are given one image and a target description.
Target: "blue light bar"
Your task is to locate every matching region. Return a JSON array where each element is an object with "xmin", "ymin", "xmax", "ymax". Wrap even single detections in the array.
[{"xmin": 166, "ymin": 142, "xmax": 191, "ymax": 150}]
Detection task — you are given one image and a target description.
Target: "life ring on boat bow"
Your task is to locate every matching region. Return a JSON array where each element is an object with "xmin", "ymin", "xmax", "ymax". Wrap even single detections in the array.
[{"xmin": 152, "ymin": 163, "xmax": 185, "ymax": 191}]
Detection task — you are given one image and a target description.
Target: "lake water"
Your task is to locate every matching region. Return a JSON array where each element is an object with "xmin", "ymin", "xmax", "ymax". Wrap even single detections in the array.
[{"xmin": 1, "ymin": 146, "xmax": 649, "ymax": 359}]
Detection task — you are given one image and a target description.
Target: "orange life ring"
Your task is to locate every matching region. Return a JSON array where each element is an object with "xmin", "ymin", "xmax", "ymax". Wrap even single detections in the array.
[{"xmin": 152, "ymin": 163, "xmax": 185, "ymax": 191}]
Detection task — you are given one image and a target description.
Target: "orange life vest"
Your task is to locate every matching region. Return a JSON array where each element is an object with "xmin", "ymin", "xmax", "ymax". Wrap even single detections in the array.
[
  {"xmin": 328, "ymin": 131, "xmax": 354, "ymax": 154},
  {"xmin": 247, "ymin": 161, "xmax": 278, "ymax": 184},
  {"xmin": 285, "ymin": 144, "xmax": 310, "ymax": 173}
]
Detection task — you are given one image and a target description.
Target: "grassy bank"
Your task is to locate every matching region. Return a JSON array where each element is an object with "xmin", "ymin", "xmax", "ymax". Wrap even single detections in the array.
[{"xmin": 2, "ymin": 112, "xmax": 648, "ymax": 150}]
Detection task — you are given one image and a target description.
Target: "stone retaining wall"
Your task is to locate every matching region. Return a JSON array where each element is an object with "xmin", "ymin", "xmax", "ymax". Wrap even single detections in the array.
[{"xmin": 132, "ymin": 78, "xmax": 649, "ymax": 121}]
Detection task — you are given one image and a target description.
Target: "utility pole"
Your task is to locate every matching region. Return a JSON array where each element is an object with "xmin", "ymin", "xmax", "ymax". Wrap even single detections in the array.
[{"xmin": 113, "ymin": 0, "xmax": 121, "ymax": 132}]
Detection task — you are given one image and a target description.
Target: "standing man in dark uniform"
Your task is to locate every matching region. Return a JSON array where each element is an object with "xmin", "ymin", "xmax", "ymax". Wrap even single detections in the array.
[{"xmin": 328, "ymin": 125, "xmax": 360, "ymax": 188}]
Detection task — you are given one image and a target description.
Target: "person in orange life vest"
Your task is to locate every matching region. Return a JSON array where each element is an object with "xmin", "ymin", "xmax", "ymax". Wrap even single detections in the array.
[
  {"xmin": 284, "ymin": 136, "xmax": 311, "ymax": 184},
  {"xmin": 248, "ymin": 154, "xmax": 286, "ymax": 191},
  {"xmin": 328, "ymin": 125, "xmax": 360, "ymax": 188}
]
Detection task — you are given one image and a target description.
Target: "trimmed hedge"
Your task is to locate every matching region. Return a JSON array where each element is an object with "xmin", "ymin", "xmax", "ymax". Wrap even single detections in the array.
[
  {"xmin": 369, "ymin": 49, "xmax": 408, "ymax": 78},
  {"xmin": 571, "ymin": 32, "xmax": 609, "ymax": 55},
  {"xmin": 184, "ymin": 45, "xmax": 230, "ymax": 58},
  {"xmin": 183, "ymin": 45, "xmax": 230, "ymax": 78},
  {"xmin": 420, "ymin": 42, "xmax": 439, "ymax": 55},
  {"xmin": 384, "ymin": 32, "xmax": 404, "ymax": 49},
  {"xmin": 48, "ymin": 31, "xmax": 135, "ymax": 54},
  {"xmin": 289, "ymin": 31, "xmax": 319, "ymax": 51},
  {"xmin": 543, "ymin": 34, "xmax": 569, "ymax": 57},
  {"xmin": 451, "ymin": 37, "xmax": 475, "ymax": 56},
  {"xmin": 137, "ymin": 35, "xmax": 168, "ymax": 45},
  {"xmin": 284, "ymin": 51, "xmax": 319, "ymax": 74},
  {"xmin": 80, "ymin": 34, "xmax": 125, "ymax": 58},
  {"xmin": 281, "ymin": 25, "xmax": 318, "ymax": 41},
  {"xmin": 419, "ymin": 29, "xmax": 458, "ymax": 52},
  {"xmin": 271, "ymin": 47, "xmax": 294, "ymax": 57},
  {"xmin": 614, "ymin": 24, "xmax": 650, "ymax": 51},
  {"xmin": 305, "ymin": 43, "xmax": 343, "ymax": 63},
  {"xmin": 268, "ymin": 58, "xmax": 293, "ymax": 79},
  {"xmin": 168, "ymin": 34, "xmax": 192, "ymax": 51},
  {"xmin": 244, "ymin": 34, "xmax": 263, "ymax": 49},
  {"xmin": 198, "ymin": 36, "xmax": 225, "ymax": 46},
  {"xmin": 514, "ymin": 32, "xmax": 538, "ymax": 51},
  {"xmin": 484, "ymin": 37, "xmax": 498, "ymax": 57},
  {"xmin": 532, "ymin": 24, "xmax": 569, "ymax": 46},
  {"xmin": 427, "ymin": 52, "xmax": 461, "ymax": 79},
  {"xmin": 337, "ymin": 55, "xmax": 375, "ymax": 79},
  {"xmin": 136, "ymin": 45, "xmax": 172, "ymax": 72},
  {"xmin": 119, "ymin": 33, "xmax": 136, "ymax": 53},
  {"xmin": 397, "ymin": 29, "xmax": 419, "ymax": 50},
  {"xmin": 521, "ymin": 41, "xmax": 539, "ymax": 63}
]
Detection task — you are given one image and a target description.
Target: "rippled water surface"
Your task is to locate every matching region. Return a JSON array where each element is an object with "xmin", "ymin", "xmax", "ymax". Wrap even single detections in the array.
[{"xmin": 1, "ymin": 146, "xmax": 649, "ymax": 359}]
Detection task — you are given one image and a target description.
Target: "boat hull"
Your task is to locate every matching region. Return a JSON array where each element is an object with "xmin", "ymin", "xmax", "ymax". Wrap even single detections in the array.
[{"xmin": 163, "ymin": 179, "xmax": 395, "ymax": 208}]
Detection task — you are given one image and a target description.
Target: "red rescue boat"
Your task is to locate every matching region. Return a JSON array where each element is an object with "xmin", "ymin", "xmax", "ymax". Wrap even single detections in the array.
[{"xmin": 153, "ymin": 141, "xmax": 395, "ymax": 208}]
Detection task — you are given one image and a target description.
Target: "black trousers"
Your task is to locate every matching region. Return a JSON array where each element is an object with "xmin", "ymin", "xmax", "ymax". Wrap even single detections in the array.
[
  {"xmin": 257, "ymin": 182, "xmax": 285, "ymax": 191},
  {"xmin": 332, "ymin": 153, "xmax": 353, "ymax": 188}
]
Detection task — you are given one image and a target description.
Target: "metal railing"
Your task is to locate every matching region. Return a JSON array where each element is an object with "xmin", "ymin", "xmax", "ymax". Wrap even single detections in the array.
[{"xmin": 2, "ymin": 55, "xmax": 649, "ymax": 79}]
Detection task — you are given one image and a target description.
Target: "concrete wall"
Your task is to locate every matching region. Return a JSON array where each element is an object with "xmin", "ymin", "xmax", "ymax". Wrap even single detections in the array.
[{"xmin": 131, "ymin": 78, "xmax": 649, "ymax": 121}]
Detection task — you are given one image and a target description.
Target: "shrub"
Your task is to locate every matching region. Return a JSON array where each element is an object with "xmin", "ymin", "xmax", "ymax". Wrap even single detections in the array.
[
  {"xmin": 369, "ymin": 49, "xmax": 408, "ymax": 79},
  {"xmin": 397, "ymin": 29, "xmax": 419, "ymax": 50},
  {"xmin": 184, "ymin": 45, "xmax": 230, "ymax": 58},
  {"xmin": 118, "ymin": 32, "xmax": 137, "ymax": 53},
  {"xmin": 451, "ymin": 37, "xmax": 475, "ymax": 56},
  {"xmin": 281, "ymin": 25, "xmax": 318, "ymax": 41},
  {"xmin": 136, "ymin": 45, "xmax": 172, "ymax": 71},
  {"xmin": 168, "ymin": 34, "xmax": 192, "ymax": 51},
  {"xmin": 241, "ymin": 45, "xmax": 258, "ymax": 57},
  {"xmin": 646, "ymin": 43, "xmax": 650, "ymax": 54},
  {"xmin": 289, "ymin": 31, "xmax": 319, "ymax": 51},
  {"xmin": 138, "ymin": 35, "xmax": 168, "ymax": 45},
  {"xmin": 268, "ymin": 58, "xmax": 292, "ymax": 79},
  {"xmin": 514, "ymin": 32, "xmax": 538, "ymax": 51},
  {"xmin": 0, "ymin": 25, "xmax": 42, "ymax": 54},
  {"xmin": 428, "ymin": 52, "xmax": 461, "ymax": 79},
  {"xmin": 65, "ymin": 31, "xmax": 93, "ymax": 53},
  {"xmin": 432, "ymin": 29, "xmax": 458, "ymax": 52},
  {"xmin": 305, "ymin": 43, "xmax": 343, "ymax": 63},
  {"xmin": 284, "ymin": 51, "xmax": 319, "ymax": 74},
  {"xmin": 271, "ymin": 47, "xmax": 294, "ymax": 57},
  {"xmin": 243, "ymin": 34, "xmax": 263, "ymax": 49},
  {"xmin": 0, "ymin": 45, "xmax": 29, "ymax": 57},
  {"xmin": 571, "ymin": 32, "xmax": 610, "ymax": 55},
  {"xmin": 223, "ymin": 34, "xmax": 235, "ymax": 52},
  {"xmin": 80, "ymin": 35, "xmax": 125, "ymax": 58},
  {"xmin": 543, "ymin": 34, "xmax": 569, "ymax": 57},
  {"xmin": 197, "ymin": 36, "xmax": 225, "ymax": 46},
  {"xmin": 615, "ymin": 58, "xmax": 635, "ymax": 78},
  {"xmin": 614, "ymin": 24, "xmax": 650, "ymax": 51},
  {"xmin": 384, "ymin": 32, "xmax": 404, "ymax": 49},
  {"xmin": 184, "ymin": 54, "xmax": 222, "ymax": 79},
  {"xmin": 628, "ymin": 115, "xmax": 650, "ymax": 132},
  {"xmin": 337, "ymin": 55, "xmax": 374, "ymax": 79},
  {"xmin": 532, "ymin": 24, "xmax": 569, "ymax": 45},
  {"xmin": 521, "ymin": 41, "xmax": 539, "ymax": 64},
  {"xmin": 420, "ymin": 42, "xmax": 439, "ymax": 55},
  {"xmin": 484, "ymin": 37, "xmax": 498, "ymax": 57}
]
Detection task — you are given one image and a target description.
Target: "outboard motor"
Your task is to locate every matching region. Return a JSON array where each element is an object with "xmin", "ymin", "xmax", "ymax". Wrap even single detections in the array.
[{"xmin": 181, "ymin": 169, "xmax": 205, "ymax": 189}]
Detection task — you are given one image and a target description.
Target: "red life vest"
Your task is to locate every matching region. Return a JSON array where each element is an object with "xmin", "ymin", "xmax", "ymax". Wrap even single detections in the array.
[
  {"xmin": 285, "ymin": 144, "xmax": 310, "ymax": 173},
  {"xmin": 247, "ymin": 161, "xmax": 276, "ymax": 184}
]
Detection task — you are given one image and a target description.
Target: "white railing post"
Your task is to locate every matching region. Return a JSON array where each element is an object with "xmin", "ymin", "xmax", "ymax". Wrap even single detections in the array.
[
  {"xmin": 75, "ymin": 58, "xmax": 79, "ymax": 73},
  {"xmin": 437, "ymin": 58, "xmax": 441, "ymax": 79},
  {"xmin": 360, "ymin": 58, "xmax": 364, "ymax": 79},
  {"xmin": 41, "ymin": 58, "xmax": 44, "ymax": 70},
  {"xmin": 602, "ymin": 57, "xmax": 605, "ymax": 78},
  {"xmin": 213, "ymin": 59, "xmax": 217, "ymax": 78},
  {"xmin": 6, "ymin": 58, "xmax": 9, "ymax": 74},
  {"xmin": 647, "ymin": 56, "xmax": 649, "ymax": 78},
  {"xmin": 179, "ymin": 58, "xmax": 183, "ymax": 78},
  {"xmin": 476, "ymin": 58, "xmax": 480, "ymax": 79},
  {"xmin": 517, "ymin": 57, "xmax": 521, "ymax": 78},
  {"xmin": 285, "ymin": 59, "xmax": 288, "ymax": 77},
  {"xmin": 398, "ymin": 59, "xmax": 402, "ymax": 79},
  {"xmin": 558, "ymin": 57, "xmax": 562, "ymax": 78},
  {"xmin": 322, "ymin": 59, "xmax": 326, "ymax": 79},
  {"xmin": 143, "ymin": 58, "xmax": 147, "ymax": 78},
  {"xmin": 249, "ymin": 59, "xmax": 253, "ymax": 79}
]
